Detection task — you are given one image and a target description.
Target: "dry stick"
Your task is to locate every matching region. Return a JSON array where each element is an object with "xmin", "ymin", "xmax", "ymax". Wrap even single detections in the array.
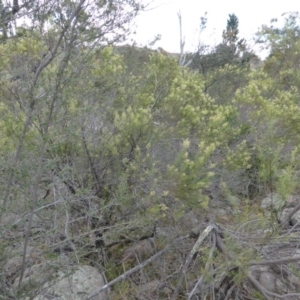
[
  {"xmin": 18, "ymin": 116, "xmax": 55, "ymax": 285},
  {"xmin": 177, "ymin": 11, "xmax": 186, "ymax": 66},
  {"xmin": 224, "ymin": 283, "xmax": 237, "ymax": 300},
  {"xmin": 18, "ymin": 142, "xmax": 47, "ymax": 287},
  {"xmin": 1, "ymin": 116, "xmax": 33, "ymax": 214},
  {"xmin": 81, "ymin": 128, "xmax": 102, "ymax": 194},
  {"xmin": 196, "ymin": 228, "xmax": 300, "ymax": 273},
  {"xmin": 64, "ymin": 209, "xmax": 79, "ymax": 264},
  {"xmin": 171, "ymin": 223, "xmax": 220, "ymax": 300},
  {"xmin": 247, "ymin": 273, "xmax": 273, "ymax": 300},
  {"xmin": 85, "ymin": 236, "xmax": 189, "ymax": 300},
  {"xmin": 214, "ymin": 238, "xmax": 239, "ymax": 300},
  {"xmin": 177, "ymin": 11, "xmax": 193, "ymax": 67},
  {"xmin": 249, "ymin": 256, "xmax": 300, "ymax": 266},
  {"xmin": 188, "ymin": 231, "xmax": 217, "ymax": 300},
  {"xmin": 215, "ymin": 233, "xmax": 229, "ymax": 255}
]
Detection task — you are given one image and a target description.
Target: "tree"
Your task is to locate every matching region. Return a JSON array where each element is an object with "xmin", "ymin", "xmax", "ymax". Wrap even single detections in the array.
[
  {"xmin": 257, "ymin": 12, "xmax": 300, "ymax": 90},
  {"xmin": 189, "ymin": 13, "xmax": 253, "ymax": 104},
  {"xmin": 222, "ymin": 13, "xmax": 246, "ymax": 55}
]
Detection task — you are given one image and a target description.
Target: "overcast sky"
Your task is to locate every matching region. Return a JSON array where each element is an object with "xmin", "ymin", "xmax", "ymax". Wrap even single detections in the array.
[{"xmin": 130, "ymin": 0, "xmax": 299, "ymax": 55}]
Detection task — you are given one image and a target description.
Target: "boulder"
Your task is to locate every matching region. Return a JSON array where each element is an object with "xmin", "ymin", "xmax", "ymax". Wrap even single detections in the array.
[
  {"xmin": 122, "ymin": 238, "xmax": 155, "ymax": 264},
  {"xmin": 261, "ymin": 193, "xmax": 285, "ymax": 212},
  {"xmin": 228, "ymin": 195, "xmax": 240, "ymax": 207},
  {"xmin": 14, "ymin": 261, "xmax": 56, "ymax": 288},
  {"xmin": 290, "ymin": 210, "xmax": 300, "ymax": 226},
  {"xmin": 4, "ymin": 256, "xmax": 23, "ymax": 277},
  {"xmin": 1, "ymin": 213, "xmax": 20, "ymax": 227},
  {"xmin": 259, "ymin": 271, "xmax": 276, "ymax": 293},
  {"xmin": 278, "ymin": 207, "xmax": 300, "ymax": 226},
  {"xmin": 14, "ymin": 264, "xmax": 108, "ymax": 300},
  {"xmin": 31, "ymin": 265, "xmax": 108, "ymax": 300}
]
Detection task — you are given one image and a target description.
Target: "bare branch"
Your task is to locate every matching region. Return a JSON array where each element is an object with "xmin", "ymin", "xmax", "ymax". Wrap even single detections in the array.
[
  {"xmin": 249, "ymin": 256, "xmax": 300, "ymax": 266},
  {"xmin": 33, "ymin": 0, "xmax": 86, "ymax": 86}
]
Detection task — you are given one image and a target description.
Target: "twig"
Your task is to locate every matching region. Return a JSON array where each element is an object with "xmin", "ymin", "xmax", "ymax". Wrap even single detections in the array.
[{"xmin": 64, "ymin": 209, "xmax": 79, "ymax": 264}]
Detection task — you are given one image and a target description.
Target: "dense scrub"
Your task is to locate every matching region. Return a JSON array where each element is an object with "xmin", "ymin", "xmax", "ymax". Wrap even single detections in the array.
[{"xmin": 1, "ymin": 4, "xmax": 300, "ymax": 299}]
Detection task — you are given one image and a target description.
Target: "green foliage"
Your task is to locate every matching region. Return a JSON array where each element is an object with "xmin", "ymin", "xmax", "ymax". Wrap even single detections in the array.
[
  {"xmin": 233, "ymin": 64, "xmax": 300, "ymax": 197},
  {"xmin": 259, "ymin": 13, "xmax": 300, "ymax": 89},
  {"xmin": 167, "ymin": 140, "xmax": 215, "ymax": 208},
  {"xmin": 222, "ymin": 14, "xmax": 245, "ymax": 53},
  {"xmin": 4, "ymin": 8, "xmax": 300, "ymax": 298}
]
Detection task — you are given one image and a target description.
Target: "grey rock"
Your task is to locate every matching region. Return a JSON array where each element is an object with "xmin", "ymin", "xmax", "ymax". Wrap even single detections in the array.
[
  {"xmin": 278, "ymin": 208, "xmax": 291, "ymax": 224},
  {"xmin": 228, "ymin": 195, "xmax": 240, "ymax": 206},
  {"xmin": 216, "ymin": 209, "xmax": 227, "ymax": 216},
  {"xmin": 0, "ymin": 213, "xmax": 20, "ymax": 227},
  {"xmin": 4, "ymin": 256, "xmax": 23, "ymax": 276},
  {"xmin": 259, "ymin": 271, "xmax": 276, "ymax": 293},
  {"xmin": 138, "ymin": 279, "xmax": 161, "ymax": 293},
  {"xmin": 288, "ymin": 274, "xmax": 300, "ymax": 289},
  {"xmin": 180, "ymin": 211, "xmax": 199, "ymax": 229},
  {"xmin": 275, "ymin": 278, "xmax": 286, "ymax": 295},
  {"xmin": 31, "ymin": 265, "xmax": 108, "ymax": 300},
  {"xmin": 261, "ymin": 193, "xmax": 285, "ymax": 212},
  {"xmin": 122, "ymin": 238, "xmax": 155, "ymax": 263},
  {"xmin": 278, "ymin": 208, "xmax": 300, "ymax": 226},
  {"xmin": 290, "ymin": 210, "xmax": 300, "ymax": 226},
  {"xmin": 14, "ymin": 261, "xmax": 54, "ymax": 288},
  {"xmin": 285, "ymin": 195, "xmax": 299, "ymax": 207}
]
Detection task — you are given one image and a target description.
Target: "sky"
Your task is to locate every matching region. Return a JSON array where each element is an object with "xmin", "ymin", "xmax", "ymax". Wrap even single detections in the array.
[{"xmin": 130, "ymin": 0, "xmax": 300, "ymax": 55}]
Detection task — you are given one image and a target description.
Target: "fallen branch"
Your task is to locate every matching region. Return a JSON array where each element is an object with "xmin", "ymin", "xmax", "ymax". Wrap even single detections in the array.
[
  {"xmin": 188, "ymin": 231, "xmax": 217, "ymax": 300},
  {"xmin": 249, "ymin": 256, "xmax": 300, "ymax": 266},
  {"xmin": 216, "ymin": 229, "xmax": 300, "ymax": 299},
  {"xmin": 85, "ymin": 235, "xmax": 189, "ymax": 300},
  {"xmin": 172, "ymin": 222, "xmax": 221, "ymax": 300},
  {"xmin": 248, "ymin": 273, "xmax": 300, "ymax": 299},
  {"xmin": 247, "ymin": 273, "xmax": 273, "ymax": 300}
]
